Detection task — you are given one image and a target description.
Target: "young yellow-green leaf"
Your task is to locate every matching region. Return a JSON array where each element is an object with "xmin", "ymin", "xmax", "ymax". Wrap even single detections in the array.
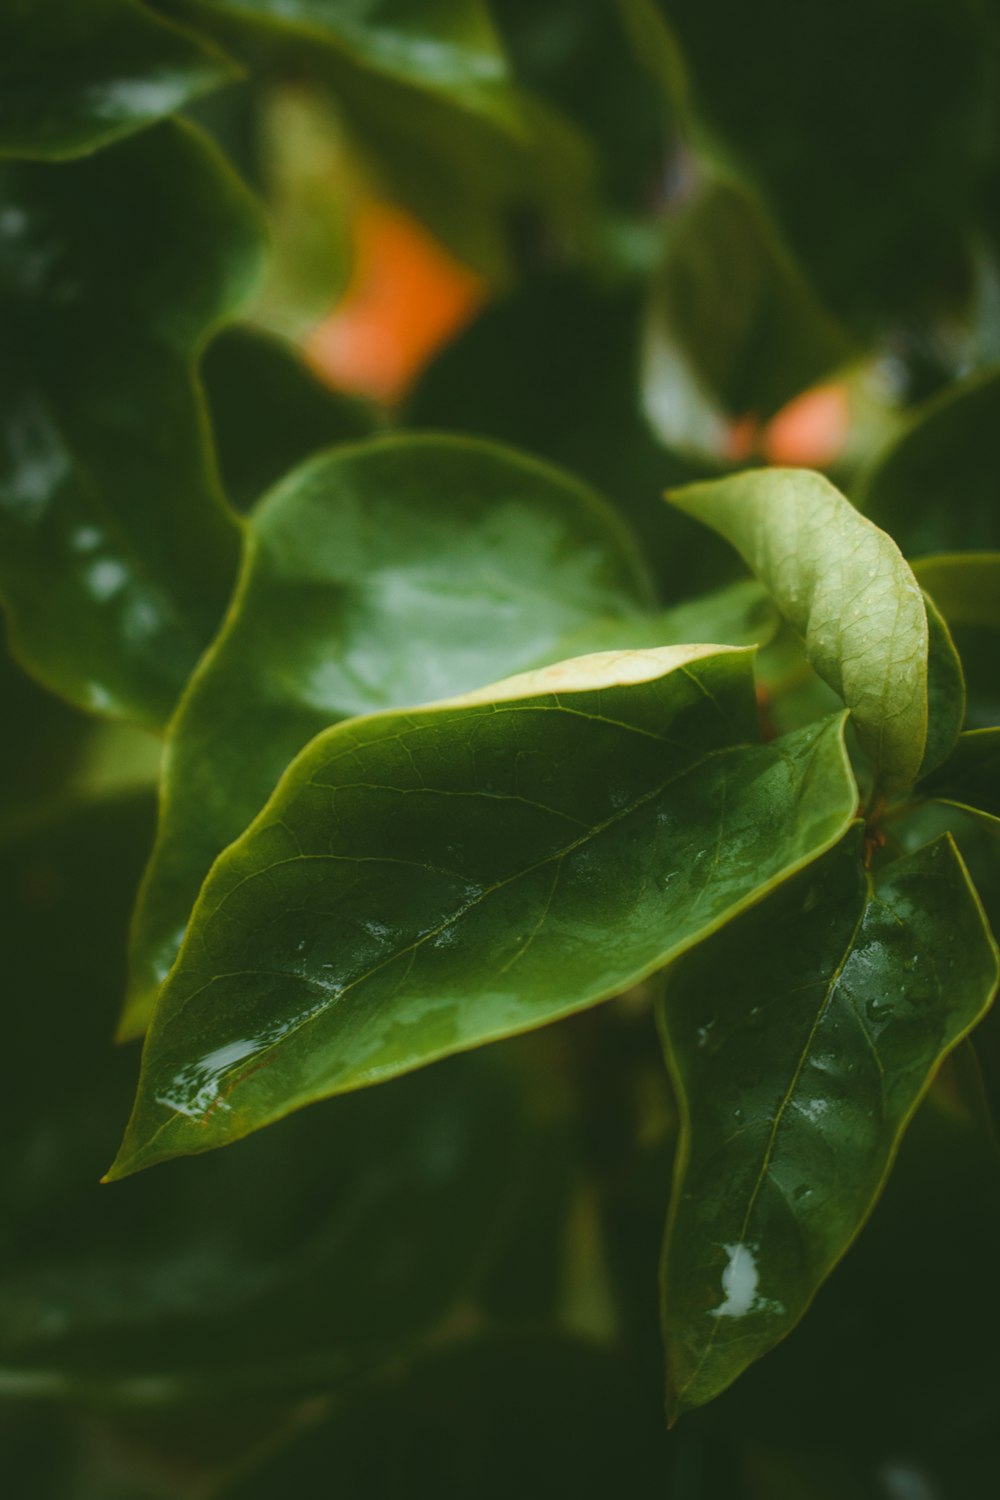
[
  {"xmin": 0, "ymin": 122, "xmax": 264, "ymax": 727},
  {"xmin": 659, "ymin": 830, "xmax": 999, "ymax": 1418},
  {"xmin": 922, "ymin": 731, "xmax": 1000, "ymax": 831},
  {"xmin": 123, "ymin": 438, "xmax": 654, "ymax": 1039},
  {"xmin": 668, "ymin": 469, "xmax": 929, "ymax": 792},
  {"xmin": 857, "ymin": 368, "xmax": 1000, "ymax": 555},
  {"xmin": 108, "ymin": 651, "xmax": 857, "ymax": 1177},
  {"xmin": 0, "ymin": 0, "xmax": 240, "ymax": 160}
]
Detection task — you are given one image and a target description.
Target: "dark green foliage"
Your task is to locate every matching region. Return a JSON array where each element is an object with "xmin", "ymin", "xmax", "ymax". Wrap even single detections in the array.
[{"xmin": 3, "ymin": 3, "xmax": 1000, "ymax": 1496}]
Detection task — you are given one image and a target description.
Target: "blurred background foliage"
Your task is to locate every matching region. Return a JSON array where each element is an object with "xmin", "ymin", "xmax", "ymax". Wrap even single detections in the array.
[{"xmin": 3, "ymin": 0, "xmax": 1000, "ymax": 1495}]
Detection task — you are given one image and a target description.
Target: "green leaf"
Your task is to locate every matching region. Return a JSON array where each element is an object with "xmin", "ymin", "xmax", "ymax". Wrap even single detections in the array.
[
  {"xmin": 215, "ymin": 1335, "xmax": 672, "ymax": 1498},
  {"xmin": 158, "ymin": 0, "xmax": 512, "ymax": 107},
  {"xmin": 914, "ymin": 552, "xmax": 1000, "ymax": 628},
  {"xmin": 857, "ymin": 368, "xmax": 1000, "ymax": 554},
  {"xmin": 0, "ymin": 0, "xmax": 240, "ymax": 160},
  {"xmin": 922, "ymin": 731, "xmax": 1000, "ymax": 830},
  {"xmin": 647, "ymin": 179, "xmax": 852, "ymax": 427},
  {"xmin": 916, "ymin": 553, "xmax": 1000, "ymax": 730},
  {"xmin": 404, "ymin": 269, "xmax": 733, "ymax": 601},
  {"xmin": 544, "ymin": 579, "xmax": 779, "ymax": 662},
  {"xmin": 122, "ymin": 437, "xmax": 654, "ymax": 1038},
  {"xmin": 200, "ymin": 325, "xmax": 374, "ymax": 513},
  {"xmin": 110, "ymin": 649, "xmax": 857, "ymax": 1176},
  {"xmin": 0, "ymin": 121, "xmax": 265, "ymax": 727},
  {"xmin": 668, "ymin": 468, "xmax": 931, "ymax": 792},
  {"xmin": 248, "ymin": 88, "xmax": 354, "ymax": 343},
  {"xmin": 919, "ymin": 590, "xmax": 965, "ymax": 778},
  {"xmin": 155, "ymin": 0, "xmax": 593, "ymax": 281},
  {"xmin": 659, "ymin": 829, "xmax": 999, "ymax": 1416},
  {"xmin": 0, "ymin": 797, "xmax": 548, "ymax": 1402}
]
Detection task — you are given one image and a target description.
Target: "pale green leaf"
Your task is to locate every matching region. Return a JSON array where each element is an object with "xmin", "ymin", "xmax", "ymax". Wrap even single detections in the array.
[{"xmin": 668, "ymin": 468, "xmax": 930, "ymax": 791}]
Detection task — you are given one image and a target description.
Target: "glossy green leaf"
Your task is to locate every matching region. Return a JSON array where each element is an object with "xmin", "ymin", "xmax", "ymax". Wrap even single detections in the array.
[
  {"xmin": 0, "ymin": 0, "xmax": 240, "ymax": 161},
  {"xmin": 857, "ymin": 368, "xmax": 1000, "ymax": 554},
  {"xmin": 0, "ymin": 121, "xmax": 265, "ymax": 727},
  {"xmin": 405, "ymin": 270, "xmax": 733, "ymax": 600},
  {"xmin": 200, "ymin": 325, "xmax": 374, "ymax": 513},
  {"xmin": 922, "ymin": 731, "xmax": 1000, "ymax": 830},
  {"xmin": 123, "ymin": 437, "xmax": 653, "ymax": 1038},
  {"xmin": 627, "ymin": 0, "xmax": 997, "ymax": 329},
  {"xmin": 216, "ymin": 1335, "xmax": 672, "ymax": 1499},
  {"xmin": 648, "ymin": 179, "xmax": 852, "ymax": 427},
  {"xmin": 110, "ymin": 648, "xmax": 857, "ymax": 1176},
  {"xmin": 545, "ymin": 579, "xmax": 779, "ymax": 662},
  {"xmin": 659, "ymin": 829, "xmax": 999, "ymax": 1416},
  {"xmin": 668, "ymin": 468, "xmax": 930, "ymax": 791},
  {"xmin": 0, "ymin": 798, "xmax": 549, "ymax": 1402}
]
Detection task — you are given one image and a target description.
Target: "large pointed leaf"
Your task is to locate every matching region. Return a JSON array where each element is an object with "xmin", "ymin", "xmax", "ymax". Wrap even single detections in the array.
[
  {"xmin": 0, "ymin": 798, "xmax": 551, "ymax": 1402},
  {"xmin": 659, "ymin": 830, "xmax": 998, "ymax": 1416},
  {"xmin": 922, "ymin": 731, "xmax": 1000, "ymax": 830},
  {"xmin": 0, "ymin": 0, "xmax": 240, "ymax": 160},
  {"xmin": 668, "ymin": 469, "xmax": 930, "ymax": 792},
  {"xmin": 0, "ymin": 122, "xmax": 264, "ymax": 727},
  {"xmin": 109, "ymin": 648, "xmax": 857, "ymax": 1176},
  {"xmin": 857, "ymin": 368, "xmax": 1000, "ymax": 554},
  {"xmin": 122, "ymin": 438, "xmax": 654, "ymax": 1038}
]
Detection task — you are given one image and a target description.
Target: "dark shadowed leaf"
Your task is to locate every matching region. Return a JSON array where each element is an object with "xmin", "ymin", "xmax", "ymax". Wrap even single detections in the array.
[
  {"xmin": 919, "ymin": 591, "xmax": 965, "ymax": 777},
  {"xmin": 216, "ymin": 1335, "xmax": 673, "ymax": 1499},
  {"xmin": 0, "ymin": 798, "xmax": 551, "ymax": 1403},
  {"xmin": 0, "ymin": 121, "xmax": 265, "ymax": 727},
  {"xmin": 627, "ymin": 0, "xmax": 997, "ymax": 329},
  {"xmin": 922, "ymin": 730, "xmax": 1000, "ymax": 829},
  {"xmin": 659, "ymin": 830, "xmax": 998, "ymax": 1415},
  {"xmin": 200, "ymin": 324, "xmax": 374, "ymax": 513},
  {"xmin": 648, "ymin": 179, "xmax": 852, "ymax": 428},
  {"xmin": 858, "ymin": 368, "xmax": 1000, "ymax": 554},
  {"xmin": 123, "ymin": 437, "xmax": 653, "ymax": 1038},
  {"xmin": 110, "ymin": 648, "xmax": 857, "ymax": 1175},
  {"xmin": 0, "ymin": 0, "xmax": 239, "ymax": 160}
]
